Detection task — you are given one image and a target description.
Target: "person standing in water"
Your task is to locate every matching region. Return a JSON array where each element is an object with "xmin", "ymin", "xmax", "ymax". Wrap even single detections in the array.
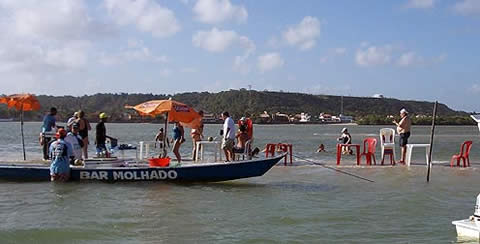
[
  {"xmin": 337, "ymin": 128, "xmax": 352, "ymax": 154},
  {"xmin": 49, "ymin": 128, "xmax": 73, "ymax": 182},
  {"xmin": 393, "ymin": 108, "xmax": 412, "ymax": 164}
]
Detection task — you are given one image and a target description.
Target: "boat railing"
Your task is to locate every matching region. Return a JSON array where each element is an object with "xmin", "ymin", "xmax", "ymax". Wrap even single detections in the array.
[{"xmin": 138, "ymin": 141, "xmax": 166, "ymax": 160}]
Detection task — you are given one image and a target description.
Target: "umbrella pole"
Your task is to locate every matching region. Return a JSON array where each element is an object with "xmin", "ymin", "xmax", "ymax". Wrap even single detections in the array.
[
  {"xmin": 21, "ymin": 105, "xmax": 26, "ymax": 160},
  {"xmin": 163, "ymin": 113, "xmax": 168, "ymax": 158}
]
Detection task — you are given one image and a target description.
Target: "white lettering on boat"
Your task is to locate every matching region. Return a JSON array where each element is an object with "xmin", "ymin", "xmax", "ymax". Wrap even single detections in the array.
[{"xmin": 80, "ymin": 170, "xmax": 177, "ymax": 180}]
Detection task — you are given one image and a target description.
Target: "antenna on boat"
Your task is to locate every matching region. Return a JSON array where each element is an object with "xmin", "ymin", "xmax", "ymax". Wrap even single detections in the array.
[{"xmin": 426, "ymin": 101, "xmax": 438, "ymax": 182}]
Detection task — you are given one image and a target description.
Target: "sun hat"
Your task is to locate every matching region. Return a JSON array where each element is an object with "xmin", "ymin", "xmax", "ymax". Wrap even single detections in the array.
[
  {"xmin": 99, "ymin": 112, "xmax": 108, "ymax": 119},
  {"xmin": 400, "ymin": 108, "xmax": 408, "ymax": 114}
]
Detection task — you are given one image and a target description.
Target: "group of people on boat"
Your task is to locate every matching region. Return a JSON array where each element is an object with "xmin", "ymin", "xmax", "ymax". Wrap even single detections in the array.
[
  {"xmin": 155, "ymin": 110, "xmax": 256, "ymax": 163},
  {"xmin": 41, "ymin": 107, "xmax": 114, "ymax": 181}
]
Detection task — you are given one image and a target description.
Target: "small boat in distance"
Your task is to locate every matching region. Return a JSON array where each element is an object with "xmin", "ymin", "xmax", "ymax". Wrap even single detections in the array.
[
  {"xmin": 0, "ymin": 118, "xmax": 14, "ymax": 122},
  {"xmin": 452, "ymin": 193, "xmax": 480, "ymax": 240},
  {"xmin": 0, "ymin": 154, "xmax": 285, "ymax": 182}
]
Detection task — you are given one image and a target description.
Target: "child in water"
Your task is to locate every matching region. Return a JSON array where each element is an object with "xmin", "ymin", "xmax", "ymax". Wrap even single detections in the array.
[
  {"xmin": 337, "ymin": 128, "xmax": 353, "ymax": 154},
  {"xmin": 316, "ymin": 144, "xmax": 326, "ymax": 152}
]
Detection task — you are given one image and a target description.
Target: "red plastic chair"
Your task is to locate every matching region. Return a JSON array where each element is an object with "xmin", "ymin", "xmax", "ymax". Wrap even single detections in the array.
[
  {"xmin": 450, "ymin": 141, "xmax": 473, "ymax": 167},
  {"xmin": 360, "ymin": 138, "xmax": 377, "ymax": 165}
]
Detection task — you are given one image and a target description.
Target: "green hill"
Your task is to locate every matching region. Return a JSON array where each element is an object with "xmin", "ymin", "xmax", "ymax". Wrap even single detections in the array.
[{"xmin": 0, "ymin": 90, "xmax": 472, "ymax": 125}]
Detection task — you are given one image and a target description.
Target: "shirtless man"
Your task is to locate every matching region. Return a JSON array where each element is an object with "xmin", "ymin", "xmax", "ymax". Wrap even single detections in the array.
[{"xmin": 393, "ymin": 108, "xmax": 412, "ymax": 164}]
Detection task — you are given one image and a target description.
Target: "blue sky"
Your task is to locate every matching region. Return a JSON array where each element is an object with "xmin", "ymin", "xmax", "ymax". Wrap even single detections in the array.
[{"xmin": 0, "ymin": 0, "xmax": 479, "ymax": 111}]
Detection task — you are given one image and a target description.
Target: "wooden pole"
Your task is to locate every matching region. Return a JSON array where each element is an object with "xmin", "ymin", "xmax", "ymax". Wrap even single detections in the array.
[
  {"xmin": 21, "ymin": 104, "xmax": 26, "ymax": 161},
  {"xmin": 162, "ymin": 113, "xmax": 168, "ymax": 158},
  {"xmin": 426, "ymin": 101, "xmax": 438, "ymax": 182}
]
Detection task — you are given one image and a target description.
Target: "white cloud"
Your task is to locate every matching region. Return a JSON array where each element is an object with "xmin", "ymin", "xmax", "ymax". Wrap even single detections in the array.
[
  {"xmin": 334, "ymin": 48, "xmax": 347, "ymax": 55},
  {"xmin": 192, "ymin": 28, "xmax": 255, "ymax": 73},
  {"xmin": 99, "ymin": 47, "xmax": 167, "ymax": 66},
  {"xmin": 355, "ymin": 45, "xmax": 392, "ymax": 67},
  {"xmin": 233, "ymin": 36, "xmax": 255, "ymax": 74},
  {"xmin": 193, "ymin": 0, "xmax": 247, "ymax": 24},
  {"xmin": 397, "ymin": 52, "xmax": 424, "ymax": 67},
  {"xmin": 180, "ymin": 67, "xmax": 198, "ymax": 73},
  {"xmin": 454, "ymin": 0, "xmax": 480, "ymax": 15},
  {"xmin": 406, "ymin": 0, "xmax": 435, "ymax": 9},
  {"xmin": 471, "ymin": 84, "xmax": 480, "ymax": 93},
  {"xmin": 0, "ymin": 0, "xmax": 106, "ymax": 41},
  {"xmin": 101, "ymin": 39, "xmax": 167, "ymax": 66},
  {"xmin": 283, "ymin": 16, "xmax": 321, "ymax": 51},
  {"xmin": 257, "ymin": 52, "xmax": 284, "ymax": 72},
  {"xmin": 319, "ymin": 57, "xmax": 328, "ymax": 64},
  {"xmin": 192, "ymin": 28, "xmax": 239, "ymax": 52},
  {"xmin": 104, "ymin": 0, "xmax": 180, "ymax": 38},
  {"xmin": 433, "ymin": 53, "xmax": 447, "ymax": 63},
  {"xmin": 0, "ymin": 40, "xmax": 91, "ymax": 72}
]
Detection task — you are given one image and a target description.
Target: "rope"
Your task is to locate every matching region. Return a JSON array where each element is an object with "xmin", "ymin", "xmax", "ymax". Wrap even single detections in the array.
[{"xmin": 291, "ymin": 154, "xmax": 375, "ymax": 183}]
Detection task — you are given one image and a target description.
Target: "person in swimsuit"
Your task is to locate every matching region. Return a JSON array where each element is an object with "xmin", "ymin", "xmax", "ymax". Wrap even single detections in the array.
[
  {"xmin": 76, "ymin": 110, "xmax": 91, "ymax": 159},
  {"xmin": 337, "ymin": 128, "xmax": 353, "ymax": 154},
  {"xmin": 172, "ymin": 121, "xmax": 185, "ymax": 163},
  {"xmin": 191, "ymin": 110, "xmax": 204, "ymax": 161},
  {"xmin": 49, "ymin": 128, "xmax": 73, "ymax": 182},
  {"xmin": 233, "ymin": 124, "xmax": 249, "ymax": 157}
]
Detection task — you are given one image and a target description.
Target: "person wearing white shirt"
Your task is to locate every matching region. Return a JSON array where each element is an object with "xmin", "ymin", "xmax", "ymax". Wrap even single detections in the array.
[
  {"xmin": 221, "ymin": 111, "xmax": 235, "ymax": 162},
  {"xmin": 64, "ymin": 123, "xmax": 84, "ymax": 163}
]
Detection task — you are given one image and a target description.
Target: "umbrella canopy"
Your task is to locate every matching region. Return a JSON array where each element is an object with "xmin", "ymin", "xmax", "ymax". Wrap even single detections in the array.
[
  {"xmin": 132, "ymin": 99, "xmax": 201, "ymax": 128},
  {"xmin": 0, "ymin": 94, "xmax": 41, "ymax": 160},
  {"xmin": 0, "ymin": 94, "xmax": 40, "ymax": 111}
]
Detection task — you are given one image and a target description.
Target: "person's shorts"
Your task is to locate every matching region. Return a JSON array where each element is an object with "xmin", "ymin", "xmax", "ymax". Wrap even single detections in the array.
[
  {"xmin": 222, "ymin": 138, "xmax": 234, "ymax": 150},
  {"xmin": 399, "ymin": 132, "xmax": 410, "ymax": 147},
  {"xmin": 233, "ymin": 147, "xmax": 245, "ymax": 153},
  {"xmin": 50, "ymin": 159, "xmax": 70, "ymax": 175}
]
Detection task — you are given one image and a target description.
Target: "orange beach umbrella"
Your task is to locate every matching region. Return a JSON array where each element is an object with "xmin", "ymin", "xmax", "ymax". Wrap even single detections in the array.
[
  {"xmin": 0, "ymin": 94, "xmax": 40, "ymax": 111},
  {"xmin": 0, "ymin": 94, "xmax": 41, "ymax": 160},
  {"xmin": 132, "ymin": 99, "xmax": 201, "ymax": 128}
]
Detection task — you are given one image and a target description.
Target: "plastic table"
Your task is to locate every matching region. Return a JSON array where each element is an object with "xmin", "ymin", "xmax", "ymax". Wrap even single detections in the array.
[
  {"xmin": 405, "ymin": 144, "xmax": 430, "ymax": 166},
  {"xmin": 336, "ymin": 144, "xmax": 361, "ymax": 165},
  {"xmin": 196, "ymin": 141, "xmax": 222, "ymax": 162}
]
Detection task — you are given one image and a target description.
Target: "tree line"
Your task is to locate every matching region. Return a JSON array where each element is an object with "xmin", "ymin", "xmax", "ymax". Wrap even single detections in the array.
[{"xmin": 0, "ymin": 90, "xmax": 474, "ymax": 125}]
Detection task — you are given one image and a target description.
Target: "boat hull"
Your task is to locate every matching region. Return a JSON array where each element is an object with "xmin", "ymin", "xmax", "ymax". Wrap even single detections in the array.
[
  {"xmin": 0, "ymin": 155, "xmax": 284, "ymax": 182},
  {"xmin": 452, "ymin": 219, "xmax": 480, "ymax": 239}
]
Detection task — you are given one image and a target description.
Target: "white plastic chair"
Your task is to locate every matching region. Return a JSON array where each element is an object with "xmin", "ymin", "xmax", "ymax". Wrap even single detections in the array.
[
  {"xmin": 235, "ymin": 140, "xmax": 252, "ymax": 161},
  {"xmin": 379, "ymin": 128, "xmax": 396, "ymax": 163}
]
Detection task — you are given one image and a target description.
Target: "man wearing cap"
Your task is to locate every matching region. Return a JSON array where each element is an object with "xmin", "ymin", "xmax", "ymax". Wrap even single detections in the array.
[
  {"xmin": 49, "ymin": 128, "xmax": 73, "ymax": 182},
  {"xmin": 64, "ymin": 123, "xmax": 84, "ymax": 163},
  {"xmin": 96, "ymin": 112, "xmax": 111, "ymax": 157},
  {"xmin": 393, "ymin": 108, "xmax": 412, "ymax": 164},
  {"xmin": 66, "ymin": 111, "xmax": 79, "ymax": 132}
]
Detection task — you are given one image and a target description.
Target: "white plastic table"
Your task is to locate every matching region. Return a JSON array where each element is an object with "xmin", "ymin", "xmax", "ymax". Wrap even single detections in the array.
[
  {"xmin": 196, "ymin": 141, "xmax": 222, "ymax": 162},
  {"xmin": 405, "ymin": 144, "xmax": 430, "ymax": 166}
]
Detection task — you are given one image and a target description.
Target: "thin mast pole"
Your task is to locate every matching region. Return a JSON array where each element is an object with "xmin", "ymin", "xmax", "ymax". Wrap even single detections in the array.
[
  {"xmin": 426, "ymin": 101, "xmax": 438, "ymax": 182},
  {"xmin": 21, "ymin": 103, "xmax": 26, "ymax": 160}
]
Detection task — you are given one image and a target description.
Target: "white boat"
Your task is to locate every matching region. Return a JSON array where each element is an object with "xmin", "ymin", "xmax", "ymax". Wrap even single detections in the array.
[
  {"xmin": 452, "ymin": 193, "xmax": 480, "ymax": 239},
  {"xmin": 471, "ymin": 114, "xmax": 480, "ymax": 132},
  {"xmin": 0, "ymin": 118, "xmax": 14, "ymax": 122}
]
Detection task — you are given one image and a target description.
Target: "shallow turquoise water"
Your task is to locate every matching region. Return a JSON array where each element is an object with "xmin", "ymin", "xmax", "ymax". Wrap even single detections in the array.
[{"xmin": 0, "ymin": 122, "xmax": 479, "ymax": 243}]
